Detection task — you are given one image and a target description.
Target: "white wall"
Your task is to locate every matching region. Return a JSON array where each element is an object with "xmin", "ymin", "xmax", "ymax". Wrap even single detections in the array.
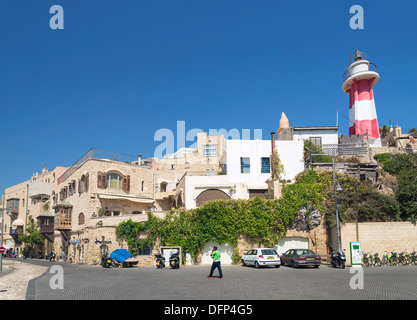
[
  {"xmin": 293, "ymin": 129, "xmax": 338, "ymax": 145},
  {"xmin": 181, "ymin": 139, "xmax": 304, "ymax": 209},
  {"xmin": 226, "ymin": 140, "xmax": 304, "ymax": 183}
]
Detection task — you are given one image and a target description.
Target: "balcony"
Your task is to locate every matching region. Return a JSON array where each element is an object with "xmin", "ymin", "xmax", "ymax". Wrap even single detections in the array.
[
  {"xmin": 37, "ymin": 212, "xmax": 55, "ymax": 234},
  {"xmin": 6, "ymin": 198, "xmax": 20, "ymax": 214},
  {"xmin": 54, "ymin": 201, "xmax": 73, "ymax": 231}
]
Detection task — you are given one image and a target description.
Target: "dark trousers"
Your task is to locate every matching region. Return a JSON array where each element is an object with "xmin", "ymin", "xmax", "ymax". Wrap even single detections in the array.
[{"xmin": 209, "ymin": 261, "xmax": 223, "ymax": 278}]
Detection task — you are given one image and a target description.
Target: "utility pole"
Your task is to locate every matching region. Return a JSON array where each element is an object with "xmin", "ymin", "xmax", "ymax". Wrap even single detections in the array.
[{"xmin": 1, "ymin": 191, "xmax": 5, "ymax": 272}]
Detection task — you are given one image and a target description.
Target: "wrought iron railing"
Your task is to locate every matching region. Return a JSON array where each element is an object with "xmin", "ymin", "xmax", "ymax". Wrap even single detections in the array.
[
  {"xmin": 57, "ymin": 148, "xmax": 139, "ymax": 185},
  {"xmin": 343, "ymin": 62, "xmax": 378, "ymax": 82}
]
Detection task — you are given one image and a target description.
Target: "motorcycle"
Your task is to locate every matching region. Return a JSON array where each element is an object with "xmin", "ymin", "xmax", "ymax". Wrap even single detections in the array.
[
  {"xmin": 155, "ymin": 254, "xmax": 166, "ymax": 268},
  {"xmin": 169, "ymin": 250, "xmax": 180, "ymax": 269},
  {"xmin": 330, "ymin": 248, "xmax": 346, "ymax": 269},
  {"xmin": 101, "ymin": 253, "xmax": 113, "ymax": 268}
]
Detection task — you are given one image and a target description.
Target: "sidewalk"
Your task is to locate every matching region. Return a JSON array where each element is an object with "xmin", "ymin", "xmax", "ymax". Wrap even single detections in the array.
[{"xmin": 0, "ymin": 260, "xmax": 48, "ymax": 300}]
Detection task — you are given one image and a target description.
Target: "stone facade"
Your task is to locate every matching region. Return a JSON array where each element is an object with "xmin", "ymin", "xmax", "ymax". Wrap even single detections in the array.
[
  {"xmin": 330, "ymin": 221, "xmax": 417, "ymax": 266},
  {"xmin": 2, "ymin": 166, "xmax": 67, "ymax": 255}
]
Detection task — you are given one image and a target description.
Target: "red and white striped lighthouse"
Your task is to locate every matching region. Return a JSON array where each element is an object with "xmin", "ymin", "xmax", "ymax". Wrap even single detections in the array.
[{"xmin": 342, "ymin": 50, "xmax": 381, "ymax": 146}]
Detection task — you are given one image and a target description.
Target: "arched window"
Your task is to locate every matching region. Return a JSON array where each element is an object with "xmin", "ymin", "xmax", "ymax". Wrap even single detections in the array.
[
  {"xmin": 160, "ymin": 182, "xmax": 167, "ymax": 192},
  {"xmin": 107, "ymin": 172, "xmax": 123, "ymax": 189},
  {"xmin": 78, "ymin": 213, "xmax": 85, "ymax": 225}
]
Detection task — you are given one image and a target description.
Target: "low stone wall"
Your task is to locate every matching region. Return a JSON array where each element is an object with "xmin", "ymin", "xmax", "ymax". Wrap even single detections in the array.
[{"xmin": 330, "ymin": 221, "xmax": 417, "ymax": 265}]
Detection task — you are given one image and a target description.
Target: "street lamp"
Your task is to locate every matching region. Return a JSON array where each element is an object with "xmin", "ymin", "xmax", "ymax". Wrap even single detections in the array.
[{"xmin": 332, "ymin": 157, "xmax": 343, "ymax": 253}]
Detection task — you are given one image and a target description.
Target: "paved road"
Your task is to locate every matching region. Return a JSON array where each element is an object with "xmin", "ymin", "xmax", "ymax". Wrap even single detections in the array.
[{"xmin": 22, "ymin": 259, "xmax": 417, "ymax": 300}]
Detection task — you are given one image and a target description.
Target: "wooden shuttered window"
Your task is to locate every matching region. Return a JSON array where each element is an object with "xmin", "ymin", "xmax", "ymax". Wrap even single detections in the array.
[
  {"xmin": 97, "ymin": 172, "xmax": 107, "ymax": 189},
  {"xmin": 85, "ymin": 173, "xmax": 89, "ymax": 191},
  {"xmin": 122, "ymin": 175, "xmax": 130, "ymax": 192}
]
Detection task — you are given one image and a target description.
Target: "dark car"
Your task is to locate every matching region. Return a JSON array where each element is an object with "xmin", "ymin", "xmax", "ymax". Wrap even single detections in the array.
[{"xmin": 281, "ymin": 249, "xmax": 321, "ymax": 268}]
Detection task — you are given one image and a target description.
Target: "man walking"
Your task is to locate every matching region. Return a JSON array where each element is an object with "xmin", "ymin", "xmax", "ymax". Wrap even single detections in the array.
[{"xmin": 207, "ymin": 246, "xmax": 223, "ymax": 279}]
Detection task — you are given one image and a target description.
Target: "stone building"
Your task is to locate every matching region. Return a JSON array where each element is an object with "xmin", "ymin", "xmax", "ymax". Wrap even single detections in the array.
[{"xmin": 2, "ymin": 166, "xmax": 67, "ymax": 255}]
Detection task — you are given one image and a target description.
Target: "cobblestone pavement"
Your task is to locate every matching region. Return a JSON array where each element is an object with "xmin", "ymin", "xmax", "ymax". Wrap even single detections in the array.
[
  {"xmin": 0, "ymin": 259, "xmax": 48, "ymax": 300},
  {"xmin": 15, "ymin": 259, "xmax": 417, "ymax": 300}
]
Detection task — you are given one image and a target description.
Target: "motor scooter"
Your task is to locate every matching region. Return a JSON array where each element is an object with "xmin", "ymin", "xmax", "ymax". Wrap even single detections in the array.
[
  {"xmin": 330, "ymin": 247, "xmax": 346, "ymax": 269},
  {"xmin": 101, "ymin": 253, "xmax": 113, "ymax": 268},
  {"xmin": 155, "ymin": 254, "xmax": 165, "ymax": 268},
  {"xmin": 169, "ymin": 250, "xmax": 180, "ymax": 269}
]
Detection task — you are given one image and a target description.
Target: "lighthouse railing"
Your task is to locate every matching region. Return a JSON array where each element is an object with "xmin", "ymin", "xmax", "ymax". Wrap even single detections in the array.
[{"xmin": 342, "ymin": 62, "xmax": 378, "ymax": 82}]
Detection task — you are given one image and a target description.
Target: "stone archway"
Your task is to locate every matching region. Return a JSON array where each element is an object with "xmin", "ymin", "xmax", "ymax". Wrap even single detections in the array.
[{"xmin": 195, "ymin": 189, "xmax": 230, "ymax": 207}]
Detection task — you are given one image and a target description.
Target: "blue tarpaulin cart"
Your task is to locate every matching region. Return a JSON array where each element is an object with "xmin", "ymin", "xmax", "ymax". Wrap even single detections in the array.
[{"xmin": 110, "ymin": 249, "xmax": 138, "ymax": 267}]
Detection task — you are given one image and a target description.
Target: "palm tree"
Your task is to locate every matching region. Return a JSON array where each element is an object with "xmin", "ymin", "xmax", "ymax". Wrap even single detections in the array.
[{"xmin": 379, "ymin": 125, "xmax": 390, "ymax": 138}]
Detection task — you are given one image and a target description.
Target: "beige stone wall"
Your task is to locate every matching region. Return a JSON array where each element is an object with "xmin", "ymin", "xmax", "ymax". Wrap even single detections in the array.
[{"xmin": 330, "ymin": 221, "xmax": 417, "ymax": 265}]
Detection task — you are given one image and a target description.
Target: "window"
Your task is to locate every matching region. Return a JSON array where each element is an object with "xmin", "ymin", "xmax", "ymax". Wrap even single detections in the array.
[
  {"xmin": 80, "ymin": 174, "xmax": 89, "ymax": 193},
  {"xmin": 107, "ymin": 173, "xmax": 123, "ymax": 189},
  {"xmin": 309, "ymin": 137, "xmax": 322, "ymax": 146},
  {"xmin": 78, "ymin": 213, "xmax": 85, "ymax": 225},
  {"xmin": 137, "ymin": 246, "xmax": 151, "ymax": 256},
  {"xmin": 240, "ymin": 157, "xmax": 250, "ymax": 173},
  {"xmin": 160, "ymin": 182, "xmax": 167, "ymax": 192},
  {"xmin": 261, "ymin": 157, "xmax": 270, "ymax": 173},
  {"xmin": 204, "ymin": 144, "xmax": 217, "ymax": 157}
]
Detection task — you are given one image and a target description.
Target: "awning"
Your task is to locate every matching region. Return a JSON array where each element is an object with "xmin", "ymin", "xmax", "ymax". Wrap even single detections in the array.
[
  {"xmin": 12, "ymin": 219, "xmax": 24, "ymax": 226},
  {"xmin": 37, "ymin": 212, "xmax": 55, "ymax": 218},
  {"xmin": 98, "ymin": 194, "xmax": 155, "ymax": 204}
]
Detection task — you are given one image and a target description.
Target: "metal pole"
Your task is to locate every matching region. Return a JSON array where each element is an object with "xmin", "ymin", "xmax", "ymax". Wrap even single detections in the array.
[
  {"xmin": 1, "ymin": 191, "xmax": 5, "ymax": 272},
  {"xmin": 332, "ymin": 157, "xmax": 341, "ymax": 253}
]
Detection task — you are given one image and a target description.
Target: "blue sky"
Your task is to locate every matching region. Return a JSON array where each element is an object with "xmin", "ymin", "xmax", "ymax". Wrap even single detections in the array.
[{"xmin": 0, "ymin": 0, "xmax": 416, "ymax": 193}]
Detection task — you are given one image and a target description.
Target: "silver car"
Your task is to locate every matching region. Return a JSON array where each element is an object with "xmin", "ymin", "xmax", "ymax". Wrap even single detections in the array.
[{"xmin": 241, "ymin": 248, "xmax": 281, "ymax": 268}]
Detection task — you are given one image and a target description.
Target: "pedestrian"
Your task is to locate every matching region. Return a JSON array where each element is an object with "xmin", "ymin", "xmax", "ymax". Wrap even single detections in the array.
[{"xmin": 207, "ymin": 246, "xmax": 223, "ymax": 279}]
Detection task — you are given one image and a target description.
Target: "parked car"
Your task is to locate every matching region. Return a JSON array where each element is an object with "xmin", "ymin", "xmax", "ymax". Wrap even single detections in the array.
[
  {"xmin": 281, "ymin": 249, "xmax": 321, "ymax": 268},
  {"xmin": 241, "ymin": 248, "xmax": 281, "ymax": 268}
]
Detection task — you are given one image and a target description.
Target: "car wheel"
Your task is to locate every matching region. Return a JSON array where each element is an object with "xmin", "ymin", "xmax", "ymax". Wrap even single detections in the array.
[
  {"xmin": 242, "ymin": 259, "xmax": 246, "ymax": 266},
  {"xmin": 314, "ymin": 265, "xmax": 319, "ymax": 268},
  {"xmin": 275, "ymin": 265, "xmax": 280, "ymax": 268},
  {"xmin": 291, "ymin": 260, "xmax": 297, "ymax": 268},
  {"xmin": 255, "ymin": 261, "xmax": 260, "ymax": 269}
]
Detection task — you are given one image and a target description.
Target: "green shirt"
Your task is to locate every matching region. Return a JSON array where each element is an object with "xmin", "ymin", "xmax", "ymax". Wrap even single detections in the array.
[{"xmin": 211, "ymin": 250, "xmax": 221, "ymax": 262}]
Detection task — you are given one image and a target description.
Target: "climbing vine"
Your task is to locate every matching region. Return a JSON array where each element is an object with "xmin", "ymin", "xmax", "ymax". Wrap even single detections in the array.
[
  {"xmin": 116, "ymin": 197, "xmax": 299, "ymax": 263},
  {"xmin": 116, "ymin": 168, "xmax": 401, "ymax": 263}
]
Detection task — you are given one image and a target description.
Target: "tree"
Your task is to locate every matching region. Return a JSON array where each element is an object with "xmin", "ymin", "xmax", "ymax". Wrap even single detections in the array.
[
  {"xmin": 379, "ymin": 125, "xmax": 390, "ymax": 138},
  {"xmin": 18, "ymin": 215, "xmax": 45, "ymax": 255},
  {"xmin": 303, "ymin": 139, "xmax": 332, "ymax": 165},
  {"xmin": 374, "ymin": 153, "xmax": 417, "ymax": 221}
]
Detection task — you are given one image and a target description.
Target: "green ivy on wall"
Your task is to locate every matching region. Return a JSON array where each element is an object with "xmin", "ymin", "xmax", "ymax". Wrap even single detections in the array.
[{"xmin": 116, "ymin": 168, "xmax": 401, "ymax": 263}]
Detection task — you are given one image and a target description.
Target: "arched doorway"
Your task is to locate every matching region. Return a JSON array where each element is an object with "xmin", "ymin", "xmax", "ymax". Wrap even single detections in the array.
[{"xmin": 195, "ymin": 189, "xmax": 230, "ymax": 207}]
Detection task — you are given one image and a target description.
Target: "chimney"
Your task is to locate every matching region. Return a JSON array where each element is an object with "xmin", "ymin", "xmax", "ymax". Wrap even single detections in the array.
[
  {"xmin": 271, "ymin": 132, "xmax": 276, "ymax": 155},
  {"xmin": 138, "ymin": 154, "xmax": 142, "ymax": 166}
]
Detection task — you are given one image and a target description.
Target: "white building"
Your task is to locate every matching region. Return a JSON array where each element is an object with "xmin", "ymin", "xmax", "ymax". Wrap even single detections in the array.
[
  {"xmin": 175, "ymin": 139, "xmax": 304, "ymax": 210},
  {"xmin": 292, "ymin": 126, "xmax": 339, "ymax": 146}
]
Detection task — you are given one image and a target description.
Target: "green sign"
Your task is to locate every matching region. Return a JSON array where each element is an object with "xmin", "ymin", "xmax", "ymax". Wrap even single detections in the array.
[{"xmin": 350, "ymin": 241, "xmax": 362, "ymax": 265}]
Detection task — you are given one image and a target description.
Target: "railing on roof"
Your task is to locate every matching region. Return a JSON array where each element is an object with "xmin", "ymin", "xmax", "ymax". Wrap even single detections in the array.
[
  {"xmin": 57, "ymin": 148, "xmax": 139, "ymax": 185},
  {"xmin": 343, "ymin": 62, "xmax": 378, "ymax": 83}
]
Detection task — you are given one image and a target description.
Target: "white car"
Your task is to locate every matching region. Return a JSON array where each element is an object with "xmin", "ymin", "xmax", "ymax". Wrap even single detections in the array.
[{"xmin": 241, "ymin": 248, "xmax": 281, "ymax": 268}]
